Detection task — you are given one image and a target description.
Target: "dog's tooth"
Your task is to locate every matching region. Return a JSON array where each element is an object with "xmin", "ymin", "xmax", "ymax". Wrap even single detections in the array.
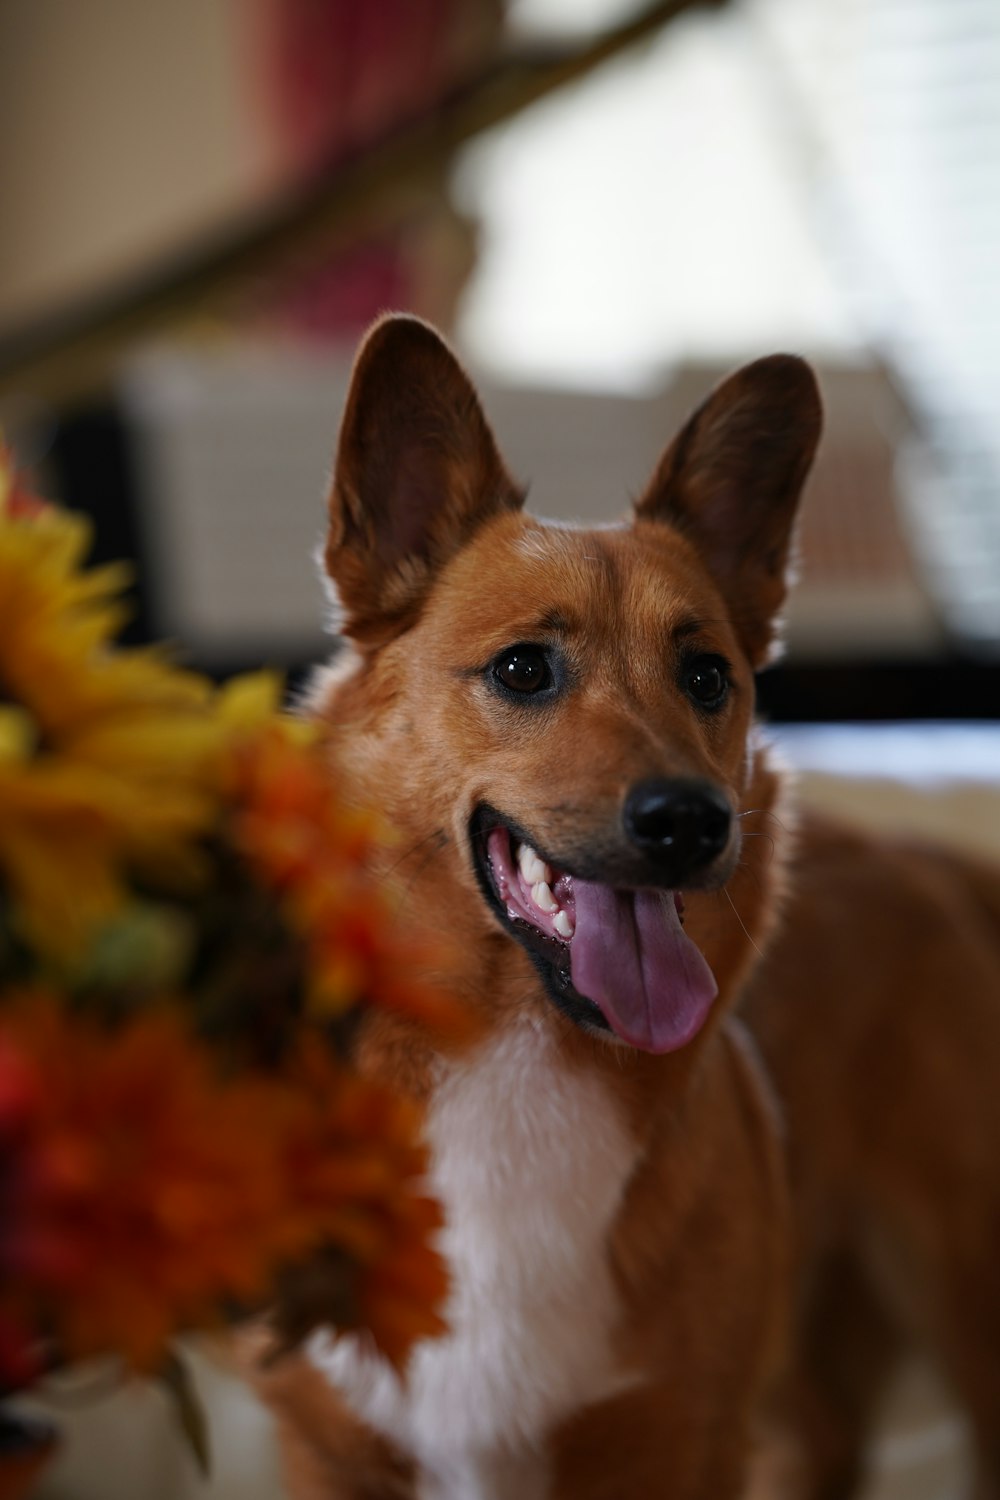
[
  {"xmin": 553, "ymin": 909, "xmax": 574, "ymax": 939},
  {"xmin": 532, "ymin": 881, "xmax": 558, "ymax": 914},
  {"xmin": 519, "ymin": 844, "xmax": 551, "ymax": 886}
]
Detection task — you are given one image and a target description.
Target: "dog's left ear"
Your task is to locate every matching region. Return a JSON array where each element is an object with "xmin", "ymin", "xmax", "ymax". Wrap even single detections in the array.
[
  {"xmin": 326, "ymin": 315, "xmax": 523, "ymax": 644},
  {"xmin": 635, "ymin": 355, "xmax": 822, "ymax": 666}
]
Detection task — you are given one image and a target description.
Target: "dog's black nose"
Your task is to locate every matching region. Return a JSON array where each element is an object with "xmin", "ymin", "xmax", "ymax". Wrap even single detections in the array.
[{"xmin": 623, "ymin": 778, "xmax": 732, "ymax": 880}]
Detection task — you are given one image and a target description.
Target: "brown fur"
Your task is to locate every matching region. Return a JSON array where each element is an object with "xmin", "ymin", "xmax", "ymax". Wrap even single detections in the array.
[
  {"xmin": 254, "ymin": 316, "xmax": 1000, "ymax": 1500},
  {"xmin": 743, "ymin": 814, "xmax": 1000, "ymax": 1498}
]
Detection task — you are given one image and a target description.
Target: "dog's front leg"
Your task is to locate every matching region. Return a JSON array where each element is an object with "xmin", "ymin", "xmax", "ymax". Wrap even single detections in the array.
[{"xmin": 246, "ymin": 1344, "xmax": 417, "ymax": 1500}]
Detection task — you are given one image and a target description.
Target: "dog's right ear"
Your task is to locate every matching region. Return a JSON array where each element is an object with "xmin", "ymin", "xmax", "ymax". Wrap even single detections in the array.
[{"xmin": 325, "ymin": 315, "xmax": 523, "ymax": 644}]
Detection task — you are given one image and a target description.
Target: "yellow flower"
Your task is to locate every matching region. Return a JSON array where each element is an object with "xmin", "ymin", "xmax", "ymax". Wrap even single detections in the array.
[{"xmin": 0, "ymin": 462, "xmax": 225, "ymax": 957}]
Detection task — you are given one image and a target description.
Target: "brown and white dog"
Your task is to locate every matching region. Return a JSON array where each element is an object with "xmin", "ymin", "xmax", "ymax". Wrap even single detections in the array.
[{"xmin": 257, "ymin": 316, "xmax": 1000, "ymax": 1500}]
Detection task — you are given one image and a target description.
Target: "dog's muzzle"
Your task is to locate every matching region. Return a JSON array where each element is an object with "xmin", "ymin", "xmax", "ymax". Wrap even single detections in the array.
[{"xmin": 623, "ymin": 777, "xmax": 732, "ymax": 885}]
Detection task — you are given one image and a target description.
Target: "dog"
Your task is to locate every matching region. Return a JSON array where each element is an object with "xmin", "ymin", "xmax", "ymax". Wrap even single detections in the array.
[{"xmin": 256, "ymin": 315, "xmax": 1000, "ymax": 1499}]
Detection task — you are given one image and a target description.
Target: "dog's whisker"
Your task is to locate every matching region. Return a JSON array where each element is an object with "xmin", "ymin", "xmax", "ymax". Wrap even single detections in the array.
[
  {"xmin": 379, "ymin": 829, "xmax": 447, "ymax": 882},
  {"xmin": 737, "ymin": 833, "xmax": 777, "ymax": 868},
  {"xmin": 737, "ymin": 808, "xmax": 789, "ymax": 833},
  {"xmin": 395, "ymin": 839, "xmax": 452, "ymax": 903},
  {"xmin": 734, "ymin": 859, "xmax": 769, "ymax": 899},
  {"xmin": 721, "ymin": 885, "xmax": 766, "ymax": 963}
]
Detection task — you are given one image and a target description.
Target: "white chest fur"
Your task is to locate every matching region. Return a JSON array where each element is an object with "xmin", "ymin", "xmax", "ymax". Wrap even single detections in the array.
[{"xmin": 308, "ymin": 1021, "xmax": 640, "ymax": 1499}]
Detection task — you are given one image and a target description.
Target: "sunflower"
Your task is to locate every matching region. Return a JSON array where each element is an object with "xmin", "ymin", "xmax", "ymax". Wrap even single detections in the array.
[{"xmin": 0, "ymin": 457, "xmax": 225, "ymax": 958}]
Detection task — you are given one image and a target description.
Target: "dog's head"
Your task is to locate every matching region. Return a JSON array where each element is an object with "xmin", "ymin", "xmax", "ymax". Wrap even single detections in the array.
[{"xmin": 313, "ymin": 316, "xmax": 821, "ymax": 1055}]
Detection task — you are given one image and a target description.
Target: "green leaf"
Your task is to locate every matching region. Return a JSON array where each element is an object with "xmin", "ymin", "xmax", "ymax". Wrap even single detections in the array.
[
  {"xmin": 75, "ymin": 901, "xmax": 194, "ymax": 994},
  {"xmin": 159, "ymin": 1348, "xmax": 211, "ymax": 1478}
]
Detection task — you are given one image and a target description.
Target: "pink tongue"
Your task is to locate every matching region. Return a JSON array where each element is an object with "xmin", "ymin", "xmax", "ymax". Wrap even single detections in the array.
[{"xmin": 569, "ymin": 882, "xmax": 717, "ymax": 1053}]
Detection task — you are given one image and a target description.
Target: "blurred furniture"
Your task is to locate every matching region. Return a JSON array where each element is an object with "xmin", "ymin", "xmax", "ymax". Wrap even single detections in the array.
[{"xmin": 35, "ymin": 344, "xmax": 999, "ymax": 721}]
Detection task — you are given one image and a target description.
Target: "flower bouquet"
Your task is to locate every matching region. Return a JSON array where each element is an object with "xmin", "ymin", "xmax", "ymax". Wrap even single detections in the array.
[{"xmin": 0, "ymin": 453, "xmax": 459, "ymax": 1493}]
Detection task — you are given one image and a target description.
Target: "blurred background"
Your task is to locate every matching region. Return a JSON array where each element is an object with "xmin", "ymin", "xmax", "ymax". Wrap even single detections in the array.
[{"xmin": 2, "ymin": 1, "xmax": 998, "ymax": 1496}]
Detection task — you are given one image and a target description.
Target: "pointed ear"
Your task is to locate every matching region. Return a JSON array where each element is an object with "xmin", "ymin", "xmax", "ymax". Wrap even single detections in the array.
[
  {"xmin": 325, "ymin": 315, "xmax": 523, "ymax": 643},
  {"xmin": 635, "ymin": 355, "xmax": 822, "ymax": 666}
]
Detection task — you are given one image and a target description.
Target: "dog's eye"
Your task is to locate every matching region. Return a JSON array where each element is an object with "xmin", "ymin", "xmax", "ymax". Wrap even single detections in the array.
[
  {"xmin": 682, "ymin": 655, "xmax": 730, "ymax": 710},
  {"xmin": 493, "ymin": 644, "xmax": 552, "ymax": 695}
]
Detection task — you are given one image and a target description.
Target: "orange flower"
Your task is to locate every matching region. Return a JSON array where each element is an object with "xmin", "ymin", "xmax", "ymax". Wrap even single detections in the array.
[
  {"xmin": 220, "ymin": 695, "xmax": 470, "ymax": 1041},
  {"xmin": 0, "ymin": 1001, "xmax": 301, "ymax": 1377},
  {"xmin": 275, "ymin": 1038, "xmax": 449, "ymax": 1366},
  {"xmin": 0, "ymin": 1001, "xmax": 448, "ymax": 1384}
]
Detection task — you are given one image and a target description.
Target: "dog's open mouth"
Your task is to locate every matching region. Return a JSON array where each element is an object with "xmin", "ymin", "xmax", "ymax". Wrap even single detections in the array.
[{"xmin": 471, "ymin": 810, "xmax": 718, "ymax": 1054}]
